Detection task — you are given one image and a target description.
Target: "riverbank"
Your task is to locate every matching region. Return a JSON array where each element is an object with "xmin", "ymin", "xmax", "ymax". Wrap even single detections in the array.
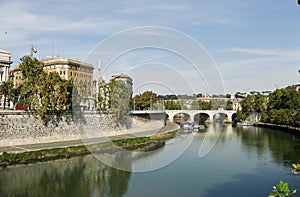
[
  {"xmin": 254, "ymin": 122, "xmax": 300, "ymax": 133},
  {"xmin": 0, "ymin": 125, "xmax": 179, "ymax": 168}
]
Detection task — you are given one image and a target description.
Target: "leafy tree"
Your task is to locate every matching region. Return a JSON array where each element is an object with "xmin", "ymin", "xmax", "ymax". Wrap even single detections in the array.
[
  {"xmin": 225, "ymin": 100, "xmax": 233, "ymax": 110},
  {"xmin": 164, "ymin": 100, "xmax": 181, "ymax": 110},
  {"xmin": 264, "ymin": 89, "xmax": 300, "ymax": 126},
  {"xmin": 198, "ymin": 100, "xmax": 211, "ymax": 110},
  {"xmin": 96, "ymin": 79, "xmax": 110, "ymax": 111},
  {"xmin": 109, "ymin": 80, "xmax": 131, "ymax": 127},
  {"xmin": 240, "ymin": 95, "xmax": 255, "ymax": 115},
  {"xmin": 253, "ymin": 93, "xmax": 268, "ymax": 114},
  {"xmin": 269, "ymin": 89, "xmax": 300, "ymax": 111},
  {"xmin": 18, "ymin": 56, "xmax": 73, "ymax": 124},
  {"xmin": 236, "ymin": 108, "xmax": 244, "ymax": 121},
  {"xmin": 0, "ymin": 81, "xmax": 13, "ymax": 109},
  {"xmin": 133, "ymin": 91, "xmax": 157, "ymax": 110}
]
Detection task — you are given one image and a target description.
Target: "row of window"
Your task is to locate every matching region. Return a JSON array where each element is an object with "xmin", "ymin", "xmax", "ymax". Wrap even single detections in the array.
[{"xmin": 44, "ymin": 65, "xmax": 93, "ymax": 73}]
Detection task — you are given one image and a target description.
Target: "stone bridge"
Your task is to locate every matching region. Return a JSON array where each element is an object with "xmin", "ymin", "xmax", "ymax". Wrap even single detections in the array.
[
  {"xmin": 165, "ymin": 110, "xmax": 236, "ymax": 123},
  {"xmin": 130, "ymin": 110, "xmax": 237, "ymax": 123}
]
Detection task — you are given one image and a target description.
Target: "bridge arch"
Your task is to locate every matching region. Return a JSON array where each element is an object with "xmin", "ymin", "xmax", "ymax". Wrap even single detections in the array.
[
  {"xmin": 194, "ymin": 113, "xmax": 210, "ymax": 124},
  {"xmin": 163, "ymin": 110, "xmax": 236, "ymax": 123},
  {"xmin": 213, "ymin": 113, "xmax": 228, "ymax": 123},
  {"xmin": 172, "ymin": 112, "xmax": 191, "ymax": 123},
  {"xmin": 231, "ymin": 113, "xmax": 237, "ymax": 122}
]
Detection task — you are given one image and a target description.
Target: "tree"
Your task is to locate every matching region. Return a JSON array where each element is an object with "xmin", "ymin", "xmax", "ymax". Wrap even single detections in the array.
[
  {"xmin": 253, "ymin": 93, "xmax": 268, "ymax": 114},
  {"xmin": 96, "ymin": 79, "xmax": 110, "ymax": 111},
  {"xmin": 198, "ymin": 100, "xmax": 211, "ymax": 110},
  {"xmin": 240, "ymin": 95, "xmax": 255, "ymax": 115},
  {"xmin": 109, "ymin": 80, "xmax": 131, "ymax": 127},
  {"xmin": 18, "ymin": 56, "xmax": 73, "ymax": 124},
  {"xmin": 133, "ymin": 91, "xmax": 157, "ymax": 110},
  {"xmin": 0, "ymin": 81, "xmax": 13, "ymax": 109},
  {"xmin": 226, "ymin": 100, "xmax": 233, "ymax": 110},
  {"xmin": 236, "ymin": 108, "xmax": 244, "ymax": 121}
]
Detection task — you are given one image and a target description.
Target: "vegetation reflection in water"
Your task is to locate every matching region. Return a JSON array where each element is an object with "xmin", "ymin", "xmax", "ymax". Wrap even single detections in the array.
[
  {"xmin": 1, "ymin": 125, "xmax": 300, "ymax": 196},
  {"xmin": 0, "ymin": 155, "xmax": 131, "ymax": 197}
]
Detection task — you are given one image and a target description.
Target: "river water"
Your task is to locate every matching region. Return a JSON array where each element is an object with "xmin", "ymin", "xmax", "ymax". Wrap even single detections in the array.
[{"xmin": 1, "ymin": 124, "xmax": 300, "ymax": 197}]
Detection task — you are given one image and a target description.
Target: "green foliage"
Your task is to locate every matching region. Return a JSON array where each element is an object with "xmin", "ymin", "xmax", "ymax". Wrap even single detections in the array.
[
  {"xmin": 109, "ymin": 80, "xmax": 131, "ymax": 127},
  {"xmin": 0, "ymin": 81, "xmax": 13, "ymax": 109},
  {"xmin": 18, "ymin": 56, "xmax": 73, "ymax": 124},
  {"xmin": 96, "ymin": 78, "xmax": 110, "ymax": 111},
  {"xmin": 254, "ymin": 93, "xmax": 268, "ymax": 114},
  {"xmin": 198, "ymin": 100, "xmax": 212, "ymax": 110},
  {"xmin": 238, "ymin": 89, "xmax": 300, "ymax": 126},
  {"xmin": 240, "ymin": 95, "xmax": 255, "ymax": 115},
  {"xmin": 164, "ymin": 100, "xmax": 181, "ymax": 110},
  {"xmin": 226, "ymin": 100, "xmax": 233, "ymax": 110},
  {"xmin": 269, "ymin": 89, "xmax": 300, "ymax": 111},
  {"xmin": 133, "ymin": 90, "xmax": 157, "ymax": 110},
  {"xmin": 268, "ymin": 180, "xmax": 296, "ymax": 197},
  {"xmin": 263, "ymin": 89, "xmax": 300, "ymax": 127},
  {"xmin": 236, "ymin": 108, "xmax": 244, "ymax": 121}
]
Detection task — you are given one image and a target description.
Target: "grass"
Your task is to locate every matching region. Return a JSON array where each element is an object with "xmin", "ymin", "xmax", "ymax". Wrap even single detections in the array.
[{"xmin": 0, "ymin": 131, "xmax": 178, "ymax": 168}]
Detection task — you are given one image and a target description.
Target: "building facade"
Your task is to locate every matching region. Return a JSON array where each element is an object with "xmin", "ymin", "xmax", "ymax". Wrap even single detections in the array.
[
  {"xmin": 0, "ymin": 50, "xmax": 13, "ymax": 109},
  {"xmin": 0, "ymin": 50, "xmax": 12, "ymax": 83},
  {"xmin": 42, "ymin": 58, "xmax": 94, "ymax": 93},
  {"xmin": 10, "ymin": 58, "xmax": 94, "ymax": 93}
]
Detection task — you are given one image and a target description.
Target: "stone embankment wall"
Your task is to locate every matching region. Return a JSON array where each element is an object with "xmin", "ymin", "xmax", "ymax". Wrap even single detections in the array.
[
  {"xmin": 0, "ymin": 111, "xmax": 116, "ymax": 146},
  {"xmin": 0, "ymin": 111, "xmax": 165, "ymax": 147}
]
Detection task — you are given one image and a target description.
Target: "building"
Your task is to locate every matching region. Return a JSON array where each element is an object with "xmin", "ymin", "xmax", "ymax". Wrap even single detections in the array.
[
  {"xmin": 42, "ymin": 58, "xmax": 94, "ymax": 92},
  {"xmin": 0, "ymin": 50, "xmax": 13, "ymax": 109},
  {"xmin": 9, "ymin": 65, "xmax": 22, "ymax": 88},
  {"xmin": 0, "ymin": 50, "xmax": 12, "ymax": 83},
  {"xmin": 10, "ymin": 58, "xmax": 94, "ymax": 93}
]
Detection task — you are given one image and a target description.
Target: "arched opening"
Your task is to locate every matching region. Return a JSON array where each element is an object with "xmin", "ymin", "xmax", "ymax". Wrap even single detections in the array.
[
  {"xmin": 173, "ymin": 113, "xmax": 190, "ymax": 124},
  {"xmin": 213, "ymin": 113, "xmax": 228, "ymax": 123},
  {"xmin": 231, "ymin": 113, "xmax": 237, "ymax": 122},
  {"xmin": 194, "ymin": 113, "xmax": 210, "ymax": 124}
]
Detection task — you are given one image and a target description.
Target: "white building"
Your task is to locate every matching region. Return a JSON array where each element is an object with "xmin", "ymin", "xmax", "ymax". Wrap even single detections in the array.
[
  {"xmin": 0, "ymin": 50, "xmax": 12, "ymax": 83},
  {"xmin": 0, "ymin": 50, "xmax": 13, "ymax": 109}
]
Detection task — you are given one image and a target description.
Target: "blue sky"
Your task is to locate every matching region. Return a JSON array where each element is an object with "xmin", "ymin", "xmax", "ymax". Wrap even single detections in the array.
[{"xmin": 0, "ymin": 0, "xmax": 299, "ymax": 95}]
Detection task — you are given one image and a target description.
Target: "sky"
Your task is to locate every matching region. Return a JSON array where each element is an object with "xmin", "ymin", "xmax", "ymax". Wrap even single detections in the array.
[{"xmin": 0, "ymin": 0, "xmax": 299, "ymax": 95}]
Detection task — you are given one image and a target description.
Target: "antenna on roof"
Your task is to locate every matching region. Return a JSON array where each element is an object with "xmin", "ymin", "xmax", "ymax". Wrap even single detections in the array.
[{"xmin": 51, "ymin": 43, "xmax": 54, "ymax": 58}]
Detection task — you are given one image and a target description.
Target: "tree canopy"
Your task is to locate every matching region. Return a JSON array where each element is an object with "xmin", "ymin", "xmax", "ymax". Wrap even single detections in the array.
[
  {"xmin": 133, "ymin": 91, "xmax": 157, "ymax": 110},
  {"xmin": 18, "ymin": 56, "xmax": 73, "ymax": 124}
]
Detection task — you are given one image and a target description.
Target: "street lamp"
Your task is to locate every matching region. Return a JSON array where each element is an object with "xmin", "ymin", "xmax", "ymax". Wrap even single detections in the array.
[{"xmin": 30, "ymin": 45, "xmax": 37, "ymax": 57}]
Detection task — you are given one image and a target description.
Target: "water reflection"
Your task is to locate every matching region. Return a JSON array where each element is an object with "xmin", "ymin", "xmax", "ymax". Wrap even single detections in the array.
[
  {"xmin": 235, "ymin": 126, "xmax": 300, "ymax": 166},
  {"xmin": 1, "ymin": 125, "xmax": 300, "ymax": 196},
  {"xmin": 0, "ymin": 155, "xmax": 131, "ymax": 197}
]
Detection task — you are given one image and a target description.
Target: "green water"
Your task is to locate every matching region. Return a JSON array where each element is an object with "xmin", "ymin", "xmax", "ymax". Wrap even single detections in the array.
[{"xmin": 1, "ymin": 124, "xmax": 300, "ymax": 197}]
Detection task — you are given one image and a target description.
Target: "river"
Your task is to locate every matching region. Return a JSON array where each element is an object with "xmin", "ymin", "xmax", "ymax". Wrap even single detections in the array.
[{"xmin": 1, "ymin": 124, "xmax": 300, "ymax": 197}]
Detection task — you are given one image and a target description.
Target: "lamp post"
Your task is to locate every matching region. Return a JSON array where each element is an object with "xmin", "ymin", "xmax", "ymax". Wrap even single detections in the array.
[{"xmin": 30, "ymin": 45, "xmax": 37, "ymax": 57}]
